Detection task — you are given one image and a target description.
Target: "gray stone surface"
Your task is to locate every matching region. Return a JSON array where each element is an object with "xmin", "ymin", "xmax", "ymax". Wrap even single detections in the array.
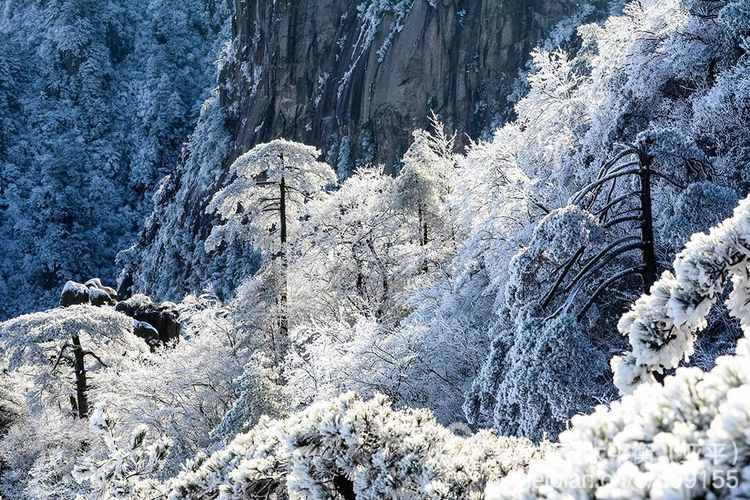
[{"xmin": 221, "ymin": 0, "xmax": 604, "ymax": 171}]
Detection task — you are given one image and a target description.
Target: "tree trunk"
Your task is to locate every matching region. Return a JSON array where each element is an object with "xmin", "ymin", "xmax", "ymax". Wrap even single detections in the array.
[
  {"xmin": 71, "ymin": 333, "xmax": 89, "ymax": 419},
  {"xmin": 278, "ymin": 176, "xmax": 289, "ymax": 359},
  {"xmin": 638, "ymin": 150, "xmax": 658, "ymax": 291},
  {"xmin": 418, "ymin": 203, "xmax": 427, "ymax": 246}
]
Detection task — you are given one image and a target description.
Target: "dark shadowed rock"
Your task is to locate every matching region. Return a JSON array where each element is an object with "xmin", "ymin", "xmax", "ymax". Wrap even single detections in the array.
[
  {"xmin": 60, "ymin": 281, "xmax": 91, "ymax": 307},
  {"xmin": 132, "ymin": 320, "xmax": 161, "ymax": 348},
  {"xmin": 222, "ymin": 0, "xmax": 609, "ymax": 172},
  {"xmin": 88, "ymin": 288, "xmax": 116, "ymax": 307},
  {"xmin": 115, "ymin": 295, "xmax": 180, "ymax": 344}
]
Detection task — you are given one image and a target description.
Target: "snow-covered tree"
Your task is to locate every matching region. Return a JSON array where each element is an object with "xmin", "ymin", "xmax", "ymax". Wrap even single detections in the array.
[
  {"xmin": 0, "ymin": 306, "xmax": 143, "ymax": 418},
  {"xmin": 207, "ymin": 140, "xmax": 336, "ymax": 360},
  {"xmin": 465, "ymin": 206, "xmax": 620, "ymax": 439},
  {"xmin": 393, "ymin": 114, "xmax": 456, "ymax": 251},
  {"xmin": 89, "ymin": 294, "xmax": 284, "ymax": 475},
  {"xmin": 0, "ymin": 305, "xmax": 147, "ymax": 498},
  {"xmin": 294, "ymin": 166, "xmax": 401, "ymax": 321}
]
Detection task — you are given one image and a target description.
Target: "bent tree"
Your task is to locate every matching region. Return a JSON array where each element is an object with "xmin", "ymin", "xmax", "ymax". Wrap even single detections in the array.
[
  {"xmin": 207, "ymin": 140, "xmax": 337, "ymax": 362},
  {"xmin": 542, "ymin": 143, "xmax": 685, "ymax": 320}
]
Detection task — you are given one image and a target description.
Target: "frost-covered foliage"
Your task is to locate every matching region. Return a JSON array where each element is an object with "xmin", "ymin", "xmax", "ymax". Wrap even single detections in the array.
[
  {"xmin": 221, "ymin": 124, "xmax": 475, "ymax": 422},
  {"xmin": 0, "ymin": 306, "xmax": 146, "ymax": 498},
  {"xmin": 166, "ymin": 393, "xmax": 539, "ymax": 500},
  {"xmin": 115, "ymin": 0, "xmax": 750, "ymax": 448},
  {"xmin": 468, "ymin": 312, "xmax": 617, "ymax": 442},
  {"xmin": 483, "ymin": 200, "xmax": 750, "ymax": 497},
  {"xmin": 453, "ymin": 0, "xmax": 750, "ymax": 439},
  {"xmin": 465, "ymin": 207, "xmax": 623, "ymax": 440},
  {"xmin": 488, "ymin": 339, "xmax": 750, "ymax": 499},
  {"xmin": 6, "ymin": 0, "xmax": 750, "ymax": 495},
  {"xmin": 294, "ymin": 166, "xmax": 401, "ymax": 321},
  {"xmin": 0, "ymin": 298, "xmax": 283, "ymax": 498},
  {"xmin": 72, "ymin": 407, "xmax": 172, "ymax": 499},
  {"xmin": 0, "ymin": 0, "xmax": 231, "ymax": 319},
  {"xmin": 90, "ymin": 295, "xmax": 284, "ymax": 476},
  {"xmin": 116, "ymin": 91, "xmax": 243, "ymax": 300},
  {"xmin": 613, "ymin": 194, "xmax": 750, "ymax": 394},
  {"xmin": 393, "ymin": 114, "xmax": 457, "ymax": 247}
]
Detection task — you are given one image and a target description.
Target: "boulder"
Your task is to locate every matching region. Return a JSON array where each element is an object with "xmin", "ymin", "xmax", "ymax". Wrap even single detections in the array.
[
  {"xmin": 88, "ymin": 287, "xmax": 116, "ymax": 306},
  {"xmin": 132, "ymin": 320, "xmax": 161, "ymax": 348},
  {"xmin": 60, "ymin": 278, "xmax": 118, "ymax": 307},
  {"xmin": 85, "ymin": 278, "xmax": 118, "ymax": 300},
  {"xmin": 60, "ymin": 281, "xmax": 91, "ymax": 307},
  {"xmin": 115, "ymin": 294, "xmax": 180, "ymax": 344}
]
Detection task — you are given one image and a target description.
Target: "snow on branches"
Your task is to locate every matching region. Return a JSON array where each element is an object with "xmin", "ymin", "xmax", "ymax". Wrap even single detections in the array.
[
  {"xmin": 206, "ymin": 139, "xmax": 337, "ymax": 254},
  {"xmin": 167, "ymin": 393, "xmax": 539, "ymax": 499},
  {"xmin": 488, "ymin": 338, "xmax": 750, "ymax": 499},
  {"xmin": 613, "ymin": 194, "xmax": 750, "ymax": 394},
  {"xmin": 0, "ymin": 305, "xmax": 142, "ymax": 371}
]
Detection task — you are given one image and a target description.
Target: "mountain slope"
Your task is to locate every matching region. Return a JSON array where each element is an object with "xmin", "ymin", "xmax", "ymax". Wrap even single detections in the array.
[{"xmin": 0, "ymin": 0, "xmax": 231, "ymax": 319}]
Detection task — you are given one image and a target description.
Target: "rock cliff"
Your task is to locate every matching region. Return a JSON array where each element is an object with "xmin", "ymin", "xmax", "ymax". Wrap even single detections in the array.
[{"xmin": 221, "ymin": 0, "xmax": 605, "ymax": 174}]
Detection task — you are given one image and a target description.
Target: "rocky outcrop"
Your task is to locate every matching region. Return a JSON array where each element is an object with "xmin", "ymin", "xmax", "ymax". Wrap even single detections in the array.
[
  {"xmin": 60, "ymin": 282, "xmax": 92, "ymax": 308},
  {"xmin": 59, "ymin": 280, "xmax": 180, "ymax": 347},
  {"xmin": 60, "ymin": 279, "xmax": 118, "ymax": 307},
  {"xmin": 220, "ymin": 0, "xmax": 607, "ymax": 173}
]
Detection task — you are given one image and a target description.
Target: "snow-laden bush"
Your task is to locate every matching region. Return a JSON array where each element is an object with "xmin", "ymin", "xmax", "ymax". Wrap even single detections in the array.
[
  {"xmin": 485, "ymin": 193, "xmax": 750, "ymax": 499},
  {"xmin": 488, "ymin": 338, "xmax": 750, "ymax": 499},
  {"xmin": 613, "ymin": 194, "xmax": 750, "ymax": 394},
  {"xmin": 166, "ymin": 393, "xmax": 540, "ymax": 499},
  {"xmin": 71, "ymin": 406, "xmax": 172, "ymax": 500},
  {"xmin": 92, "ymin": 295, "xmax": 284, "ymax": 475}
]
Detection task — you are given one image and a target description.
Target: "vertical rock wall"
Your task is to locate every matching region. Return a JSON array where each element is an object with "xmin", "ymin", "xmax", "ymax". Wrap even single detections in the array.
[{"xmin": 221, "ymin": 0, "xmax": 605, "ymax": 173}]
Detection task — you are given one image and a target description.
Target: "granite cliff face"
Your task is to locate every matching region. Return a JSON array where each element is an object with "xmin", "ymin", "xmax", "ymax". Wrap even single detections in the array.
[
  {"xmin": 221, "ymin": 0, "xmax": 604, "ymax": 173},
  {"xmin": 120, "ymin": 0, "xmax": 606, "ymax": 300}
]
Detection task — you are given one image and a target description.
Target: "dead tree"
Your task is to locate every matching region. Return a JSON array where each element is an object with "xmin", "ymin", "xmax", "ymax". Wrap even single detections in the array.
[{"xmin": 542, "ymin": 144, "xmax": 685, "ymax": 320}]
